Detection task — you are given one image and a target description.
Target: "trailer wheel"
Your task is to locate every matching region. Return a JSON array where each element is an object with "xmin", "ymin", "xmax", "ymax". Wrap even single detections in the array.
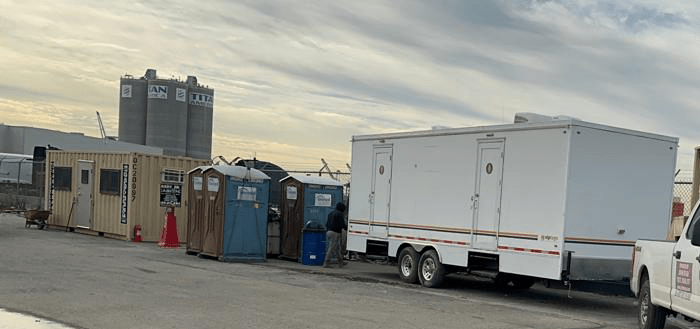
[
  {"xmin": 639, "ymin": 278, "xmax": 667, "ymax": 329},
  {"xmin": 418, "ymin": 249, "xmax": 445, "ymax": 288},
  {"xmin": 397, "ymin": 247, "xmax": 419, "ymax": 284}
]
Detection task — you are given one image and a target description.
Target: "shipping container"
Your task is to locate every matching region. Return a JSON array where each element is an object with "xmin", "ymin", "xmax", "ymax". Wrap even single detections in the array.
[
  {"xmin": 279, "ymin": 175, "xmax": 344, "ymax": 261},
  {"xmin": 45, "ymin": 151, "xmax": 207, "ymax": 241}
]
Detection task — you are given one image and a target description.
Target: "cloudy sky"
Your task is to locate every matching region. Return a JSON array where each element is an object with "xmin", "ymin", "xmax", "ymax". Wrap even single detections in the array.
[{"xmin": 1, "ymin": 0, "xmax": 699, "ymax": 174}]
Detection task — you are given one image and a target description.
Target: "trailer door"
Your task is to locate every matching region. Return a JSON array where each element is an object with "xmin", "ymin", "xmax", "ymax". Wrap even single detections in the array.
[
  {"xmin": 369, "ymin": 146, "xmax": 392, "ymax": 238},
  {"xmin": 472, "ymin": 140, "xmax": 504, "ymax": 251}
]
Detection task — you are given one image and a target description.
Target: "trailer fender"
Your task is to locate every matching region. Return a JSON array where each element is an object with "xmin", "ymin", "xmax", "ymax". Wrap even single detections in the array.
[{"xmin": 392, "ymin": 241, "xmax": 440, "ymax": 261}]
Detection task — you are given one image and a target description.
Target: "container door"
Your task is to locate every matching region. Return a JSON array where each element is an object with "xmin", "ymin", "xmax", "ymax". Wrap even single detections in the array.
[
  {"xmin": 75, "ymin": 161, "xmax": 94, "ymax": 229},
  {"xmin": 472, "ymin": 140, "xmax": 504, "ymax": 251},
  {"xmin": 369, "ymin": 146, "xmax": 392, "ymax": 239}
]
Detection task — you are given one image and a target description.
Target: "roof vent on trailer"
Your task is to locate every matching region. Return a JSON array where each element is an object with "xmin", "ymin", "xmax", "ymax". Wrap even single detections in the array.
[{"xmin": 514, "ymin": 112, "xmax": 578, "ymax": 123}]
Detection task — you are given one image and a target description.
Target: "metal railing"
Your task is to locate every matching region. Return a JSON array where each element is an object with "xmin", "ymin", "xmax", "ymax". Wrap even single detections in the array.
[{"xmin": 0, "ymin": 159, "xmax": 45, "ymax": 210}]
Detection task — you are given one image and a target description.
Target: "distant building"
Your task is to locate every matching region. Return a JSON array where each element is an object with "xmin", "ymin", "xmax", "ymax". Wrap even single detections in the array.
[
  {"xmin": 0, "ymin": 123, "xmax": 165, "ymax": 210},
  {"xmin": 0, "ymin": 123, "xmax": 164, "ymax": 156}
]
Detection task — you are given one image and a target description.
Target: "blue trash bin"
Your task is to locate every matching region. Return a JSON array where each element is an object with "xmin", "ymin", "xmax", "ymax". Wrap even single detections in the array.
[{"xmin": 301, "ymin": 230, "xmax": 326, "ymax": 266}]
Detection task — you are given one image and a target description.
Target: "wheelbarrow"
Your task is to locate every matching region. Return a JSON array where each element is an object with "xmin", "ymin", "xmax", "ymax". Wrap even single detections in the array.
[{"xmin": 24, "ymin": 210, "xmax": 51, "ymax": 230}]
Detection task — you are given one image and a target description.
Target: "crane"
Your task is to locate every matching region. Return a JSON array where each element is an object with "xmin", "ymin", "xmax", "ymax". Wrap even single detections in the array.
[{"xmin": 96, "ymin": 111, "xmax": 106, "ymax": 139}]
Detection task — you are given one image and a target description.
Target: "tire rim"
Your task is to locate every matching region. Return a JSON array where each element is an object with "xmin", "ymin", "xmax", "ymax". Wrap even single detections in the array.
[
  {"xmin": 401, "ymin": 255, "xmax": 413, "ymax": 277},
  {"xmin": 640, "ymin": 291, "xmax": 649, "ymax": 325},
  {"xmin": 422, "ymin": 257, "xmax": 436, "ymax": 281}
]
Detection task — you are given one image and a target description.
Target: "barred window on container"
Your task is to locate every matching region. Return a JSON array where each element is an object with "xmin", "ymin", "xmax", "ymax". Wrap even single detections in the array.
[
  {"xmin": 100, "ymin": 169, "xmax": 121, "ymax": 195},
  {"xmin": 54, "ymin": 167, "xmax": 72, "ymax": 191},
  {"xmin": 161, "ymin": 169, "xmax": 184, "ymax": 184}
]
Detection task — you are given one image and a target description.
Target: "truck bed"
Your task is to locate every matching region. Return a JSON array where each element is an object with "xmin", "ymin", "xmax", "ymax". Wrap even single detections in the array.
[{"xmin": 632, "ymin": 239, "xmax": 675, "ymax": 307}]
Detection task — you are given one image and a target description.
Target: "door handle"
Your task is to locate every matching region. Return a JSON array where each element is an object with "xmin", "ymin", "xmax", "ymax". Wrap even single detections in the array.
[
  {"xmin": 673, "ymin": 251, "xmax": 682, "ymax": 259},
  {"xmin": 696, "ymin": 255, "xmax": 700, "ymax": 263}
]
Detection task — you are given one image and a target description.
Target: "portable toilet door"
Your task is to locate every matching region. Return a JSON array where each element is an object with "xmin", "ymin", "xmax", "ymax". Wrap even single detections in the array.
[
  {"xmin": 200, "ymin": 167, "xmax": 225, "ymax": 258},
  {"xmin": 280, "ymin": 179, "xmax": 304, "ymax": 260},
  {"xmin": 222, "ymin": 173, "xmax": 270, "ymax": 261},
  {"xmin": 302, "ymin": 183, "xmax": 344, "ymax": 229},
  {"xmin": 186, "ymin": 166, "xmax": 208, "ymax": 254}
]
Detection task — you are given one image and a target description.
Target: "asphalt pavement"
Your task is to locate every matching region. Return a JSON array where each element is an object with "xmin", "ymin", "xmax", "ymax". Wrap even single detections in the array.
[{"xmin": 2, "ymin": 212, "xmax": 698, "ymax": 329}]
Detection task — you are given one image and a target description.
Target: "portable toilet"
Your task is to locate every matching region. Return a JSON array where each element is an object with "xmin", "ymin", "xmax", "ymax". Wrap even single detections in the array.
[
  {"xmin": 197, "ymin": 165, "xmax": 270, "ymax": 262},
  {"xmin": 279, "ymin": 174, "xmax": 344, "ymax": 262},
  {"xmin": 186, "ymin": 166, "xmax": 210, "ymax": 254}
]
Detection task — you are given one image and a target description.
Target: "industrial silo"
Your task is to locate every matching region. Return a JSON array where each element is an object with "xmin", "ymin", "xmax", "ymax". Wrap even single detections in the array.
[
  {"xmin": 145, "ymin": 78, "xmax": 189, "ymax": 156},
  {"xmin": 186, "ymin": 76, "xmax": 214, "ymax": 160},
  {"xmin": 118, "ymin": 75, "xmax": 148, "ymax": 145}
]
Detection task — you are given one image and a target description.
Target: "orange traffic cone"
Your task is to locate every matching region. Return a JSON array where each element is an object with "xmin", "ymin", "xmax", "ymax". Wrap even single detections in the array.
[{"xmin": 159, "ymin": 207, "xmax": 180, "ymax": 248}]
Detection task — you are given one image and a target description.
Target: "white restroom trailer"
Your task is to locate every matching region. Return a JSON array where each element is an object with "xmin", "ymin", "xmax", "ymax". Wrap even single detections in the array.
[{"xmin": 346, "ymin": 117, "xmax": 678, "ymax": 288}]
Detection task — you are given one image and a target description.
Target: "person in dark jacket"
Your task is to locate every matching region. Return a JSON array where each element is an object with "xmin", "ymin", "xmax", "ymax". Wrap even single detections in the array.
[{"xmin": 323, "ymin": 202, "xmax": 347, "ymax": 268}]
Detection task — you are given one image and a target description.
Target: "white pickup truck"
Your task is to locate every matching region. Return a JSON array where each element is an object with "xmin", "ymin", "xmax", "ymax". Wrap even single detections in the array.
[{"xmin": 632, "ymin": 201, "xmax": 700, "ymax": 329}]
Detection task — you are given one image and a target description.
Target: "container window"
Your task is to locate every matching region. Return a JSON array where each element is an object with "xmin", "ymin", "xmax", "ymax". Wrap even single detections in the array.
[
  {"xmin": 81, "ymin": 170, "xmax": 89, "ymax": 184},
  {"xmin": 54, "ymin": 167, "xmax": 72, "ymax": 191},
  {"xmin": 100, "ymin": 169, "xmax": 121, "ymax": 195},
  {"xmin": 161, "ymin": 169, "xmax": 184, "ymax": 184}
]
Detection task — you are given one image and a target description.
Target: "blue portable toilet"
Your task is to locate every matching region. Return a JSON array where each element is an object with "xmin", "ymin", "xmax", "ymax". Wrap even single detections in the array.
[
  {"xmin": 200, "ymin": 165, "xmax": 271, "ymax": 262},
  {"xmin": 279, "ymin": 174, "xmax": 344, "ymax": 263}
]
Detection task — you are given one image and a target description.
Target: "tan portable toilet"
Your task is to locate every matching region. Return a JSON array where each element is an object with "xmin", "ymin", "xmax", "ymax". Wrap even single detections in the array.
[{"xmin": 186, "ymin": 166, "xmax": 210, "ymax": 254}]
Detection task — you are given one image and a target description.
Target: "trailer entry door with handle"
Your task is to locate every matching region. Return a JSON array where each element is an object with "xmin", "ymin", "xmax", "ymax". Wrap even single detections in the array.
[
  {"xmin": 369, "ymin": 146, "xmax": 393, "ymax": 239},
  {"xmin": 472, "ymin": 140, "xmax": 505, "ymax": 251}
]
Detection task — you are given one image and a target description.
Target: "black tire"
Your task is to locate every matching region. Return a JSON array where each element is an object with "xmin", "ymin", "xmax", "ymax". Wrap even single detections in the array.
[
  {"xmin": 418, "ymin": 249, "xmax": 445, "ymax": 288},
  {"xmin": 639, "ymin": 277, "xmax": 667, "ymax": 329},
  {"xmin": 397, "ymin": 247, "xmax": 419, "ymax": 284}
]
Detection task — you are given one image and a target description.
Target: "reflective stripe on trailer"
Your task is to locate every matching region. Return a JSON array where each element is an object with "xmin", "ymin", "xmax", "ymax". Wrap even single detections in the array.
[
  {"xmin": 498, "ymin": 245, "xmax": 560, "ymax": 256},
  {"xmin": 389, "ymin": 234, "xmax": 469, "ymax": 246}
]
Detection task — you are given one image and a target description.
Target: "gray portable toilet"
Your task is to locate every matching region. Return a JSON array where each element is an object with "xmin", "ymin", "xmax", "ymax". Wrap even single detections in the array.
[{"xmin": 279, "ymin": 175, "xmax": 344, "ymax": 262}]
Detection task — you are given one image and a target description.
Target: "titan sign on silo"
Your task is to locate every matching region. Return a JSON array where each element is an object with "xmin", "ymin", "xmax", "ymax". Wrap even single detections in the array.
[
  {"xmin": 145, "ymin": 80, "xmax": 188, "ymax": 156},
  {"xmin": 186, "ymin": 82, "xmax": 214, "ymax": 160},
  {"xmin": 118, "ymin": 77, "xmax": 148, "ymax": 145}
]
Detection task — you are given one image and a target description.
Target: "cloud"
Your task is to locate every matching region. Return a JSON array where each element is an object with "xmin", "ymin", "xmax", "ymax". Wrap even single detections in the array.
[{"xmin": 0, "ymin": 0, "xmax": 699, "ymax": 173}]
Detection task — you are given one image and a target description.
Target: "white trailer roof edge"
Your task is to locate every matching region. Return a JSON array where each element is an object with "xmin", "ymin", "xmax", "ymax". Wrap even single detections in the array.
[{"xmin": 352, "ymin": 120, "xmax": 678, "ymax": 144}]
